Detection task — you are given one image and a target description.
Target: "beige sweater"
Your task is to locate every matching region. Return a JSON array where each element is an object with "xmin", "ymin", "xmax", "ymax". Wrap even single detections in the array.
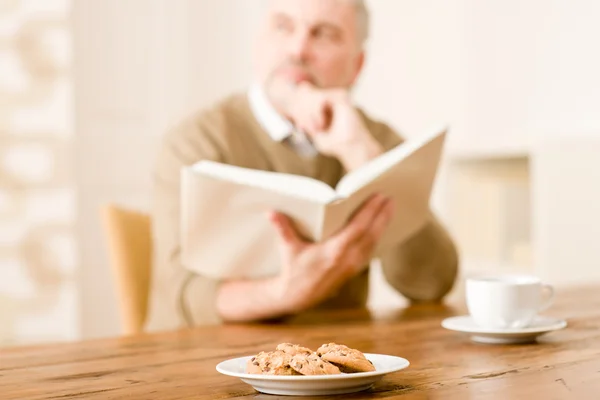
[{"xmin": 146, "ymin": 93, "xmax": 458, "ymax": 331}]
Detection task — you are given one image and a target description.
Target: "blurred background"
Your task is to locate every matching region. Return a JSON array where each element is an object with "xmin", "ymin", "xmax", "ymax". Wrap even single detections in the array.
[{"xmin": 1, "ymin": 0, "xmax": 600, "ymax": 346}]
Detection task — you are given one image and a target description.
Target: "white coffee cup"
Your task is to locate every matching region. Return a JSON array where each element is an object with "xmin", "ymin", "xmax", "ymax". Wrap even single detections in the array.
[{"xmin": 466, "ymin": 275, "xmax": 554, "ymax": 329}]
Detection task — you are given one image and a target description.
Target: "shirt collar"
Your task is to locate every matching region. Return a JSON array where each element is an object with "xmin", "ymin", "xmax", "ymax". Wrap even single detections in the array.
[{"xmin": 247, "ymin": 83, "xmax": 294, "ymax": 142}]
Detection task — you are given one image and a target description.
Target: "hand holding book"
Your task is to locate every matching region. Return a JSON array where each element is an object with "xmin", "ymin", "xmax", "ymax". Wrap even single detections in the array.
[
  {"xmin": 267, "ymin": 194, "xmax": 395, "ymax": 313},
  {"xmin": 181, "ymin": 127, "xmax": 447, "ymax": 279}
]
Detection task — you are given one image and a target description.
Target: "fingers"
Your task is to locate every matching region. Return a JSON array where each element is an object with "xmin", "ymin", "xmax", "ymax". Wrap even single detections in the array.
[
  {"xmin": 371, "ymin": 199, "xmax": 395, "ymax": 238},
  {"xmin": 269, "ymin": 211, "xmax": 304, "ymax": 248},
  {"xmin": 292, "ymin": 87, "xmax": 335, "ymax": 135},
  {"xmin": 309, "ymin": 111, "xmax": 323, "ymax": 133},
  {"xmin": 296, "ymin": 101, "xmax": 325, "ymax": 136},
  {"xmin": 292, "ymin": 105, "xmax": 321, "ymax": 137},
  {"xmin": 321, "ymin": 101, "xmax": 333, "ymax": 130},
  {"xmin": 333, "ymin": 194, "xmax": 390, "ymax": 247},
  {"xmin": 310, "ymin": 101, "xmax": 331, "ymax": 132}
]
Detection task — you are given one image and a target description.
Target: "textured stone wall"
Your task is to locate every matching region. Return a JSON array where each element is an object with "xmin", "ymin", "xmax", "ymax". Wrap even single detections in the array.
[{"xmin": 0, "ymin": 0, "xmax": 76, "ymax": 345}]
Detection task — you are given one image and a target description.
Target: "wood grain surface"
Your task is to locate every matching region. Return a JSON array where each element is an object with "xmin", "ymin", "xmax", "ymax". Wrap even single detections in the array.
[{"xmin": 2, "ymin": 285, "xmax": 599, "ymax": 399}]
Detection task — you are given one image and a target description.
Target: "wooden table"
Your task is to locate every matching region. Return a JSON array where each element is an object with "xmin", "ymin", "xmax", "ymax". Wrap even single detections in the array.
[{"xmin": 2, "ymin": 285, "xmax": 600, "ymax": 399}]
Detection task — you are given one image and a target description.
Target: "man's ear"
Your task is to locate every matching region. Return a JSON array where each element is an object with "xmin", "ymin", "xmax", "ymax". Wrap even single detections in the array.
[{"xmin": 351, "ymin": 51, "xmax": 366, "ymax": 85}]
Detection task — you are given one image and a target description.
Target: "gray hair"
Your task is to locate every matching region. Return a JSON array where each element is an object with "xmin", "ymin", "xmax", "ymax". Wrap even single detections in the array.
[
  {"xmin": 265, "ymin": 0, "xmax": 370, "ymax": 47},
  {"xmin": 350, "ymin": 0, "xmax": 370, "ymax": 46}
]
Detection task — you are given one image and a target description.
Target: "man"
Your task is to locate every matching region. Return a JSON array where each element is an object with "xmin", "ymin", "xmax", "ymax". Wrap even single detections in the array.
[{"xmin": 147, "ymin": 0, "xmax": 458, "ymax": 331}]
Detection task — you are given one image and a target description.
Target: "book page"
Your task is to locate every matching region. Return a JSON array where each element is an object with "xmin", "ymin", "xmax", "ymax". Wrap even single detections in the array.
[
  {"xmin": 192, "ymin": 160, "xmax": 337, "ymax": 203},
  {"xmin": 335, "ymin": 127, "xmax": 448, "ymax": 198},
  {"xmin": 180, "ymin": 167, "xmax": 328, "ymax": 280},
  {"xmin": 321, "ymin": 127, "xmax": 447, "ymax": 251}
]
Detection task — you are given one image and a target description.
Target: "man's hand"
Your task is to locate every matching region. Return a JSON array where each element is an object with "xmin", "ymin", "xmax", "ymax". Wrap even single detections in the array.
[
  {"xmin": 287, "ymin": 83, "xmax": 384, "ymax": 171},
  {"xmin": 269, "ymin": 194, "xmax": 394, "ymax": 314},
  {"xmin": 215, "ymin": 194, "xmax": 393, "ymax": 322}
]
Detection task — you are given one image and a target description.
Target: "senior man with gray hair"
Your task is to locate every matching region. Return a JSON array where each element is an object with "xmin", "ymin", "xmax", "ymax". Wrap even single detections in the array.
[{"xmin": 148, "ymin": 0, "xmax": 458, "ymax": 330}]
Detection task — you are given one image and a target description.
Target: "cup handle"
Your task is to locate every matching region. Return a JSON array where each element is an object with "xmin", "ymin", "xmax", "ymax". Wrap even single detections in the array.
[{"xmin": 539, "ymin": 283, "xmax": 555, "ymax": 312}]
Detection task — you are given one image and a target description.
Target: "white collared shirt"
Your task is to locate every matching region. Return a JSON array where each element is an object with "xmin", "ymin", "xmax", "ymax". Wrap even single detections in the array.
[{"xmin": 247, "ymin": 84, "xmax": 318, "ymax": 157}]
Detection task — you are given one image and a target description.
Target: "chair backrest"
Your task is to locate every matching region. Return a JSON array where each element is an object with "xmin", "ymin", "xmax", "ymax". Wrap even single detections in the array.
[{"xmin": 101, "ymin": 204, "xmax": 152, "ymax": 335}]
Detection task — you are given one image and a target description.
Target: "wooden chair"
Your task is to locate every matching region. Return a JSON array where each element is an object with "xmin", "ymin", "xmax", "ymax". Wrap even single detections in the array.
[{"xmin": 101, "ymin": 204, "xmax": 152, "ymax": 335}]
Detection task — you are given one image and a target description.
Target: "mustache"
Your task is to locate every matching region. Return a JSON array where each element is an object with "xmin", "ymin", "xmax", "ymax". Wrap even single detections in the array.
[{"xmin": 268, "ymin": 60, "xmax": 318, "ymax": 85}]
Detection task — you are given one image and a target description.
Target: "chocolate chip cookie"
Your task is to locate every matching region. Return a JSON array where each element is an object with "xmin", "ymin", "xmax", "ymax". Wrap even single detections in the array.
[
  {"xmin": 275, "ymin": 343, "xmax": 313, "ymax": 356},
  {"xmin": 316, "ymin": 343, "xmax": 376, "ymax": 373},
  {"xmin": 289, "ymin": 352, "xmax": 341, "ymax": 376},
  {"xmin": 246, "ymin": 350, "xmax": 300, "ymax": 375}
]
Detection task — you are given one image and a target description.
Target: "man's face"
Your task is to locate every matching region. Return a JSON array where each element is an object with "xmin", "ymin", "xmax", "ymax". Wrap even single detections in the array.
[{"xmin": 255, "ymin": 0, "xmax": 365, "ymax": 110}]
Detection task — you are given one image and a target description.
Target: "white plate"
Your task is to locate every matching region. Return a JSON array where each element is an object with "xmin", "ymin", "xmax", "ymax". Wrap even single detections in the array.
[
  {"xmin": 216, "ymin": 353, "xmax": 410, "ymax": 396},
  {"xmin": 442, "ymin": 315, "xmax": 567, "ymax": 344}
]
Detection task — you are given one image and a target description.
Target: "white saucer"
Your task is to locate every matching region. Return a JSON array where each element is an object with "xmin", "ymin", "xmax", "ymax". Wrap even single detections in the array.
[
  {"xmin": 441, "ymin": 315, "xmax": 567, "ymax": 344},
  {"xmin": 216, "ymin": 353, "xmax": 409, "ymax": 396}
]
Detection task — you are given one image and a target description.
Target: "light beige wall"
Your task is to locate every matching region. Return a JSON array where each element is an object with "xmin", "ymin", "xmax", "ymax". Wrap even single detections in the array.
[
  {"xmin": 73, "ymin": 0, "xmax": 267, "ymax": 339},
  {"xmin": 442, "ymin": 0, "xmax": 600, "ymax": 293},
  {"xmin": 357, "ymin": 0, "xmax": 469, "ymax": 141},
  {"xmin": 532, "ymin": 135, "xmax": 600, "ymax": 285},
  {"xmin": 464, "ymin": 0, "xmax": 600, "ymax": 138},
  {"xmin": 0, "ymin": 0, "xmax": 76, "ymax": 346},
  {"xmin": 74, "ymin": 0, "xmax": 165, "ymax": 339}
]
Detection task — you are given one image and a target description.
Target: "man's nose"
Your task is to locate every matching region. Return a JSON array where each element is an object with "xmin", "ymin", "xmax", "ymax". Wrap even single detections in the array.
[{"xmin": 287, "ymin": 30, "xmax": 312, "ymax": 62}]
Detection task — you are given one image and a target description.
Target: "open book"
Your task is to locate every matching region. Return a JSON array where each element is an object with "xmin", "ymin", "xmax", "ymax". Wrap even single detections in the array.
[{"xmin": 181, "ymin": 127, "xmax": 447, "ymax": 279}]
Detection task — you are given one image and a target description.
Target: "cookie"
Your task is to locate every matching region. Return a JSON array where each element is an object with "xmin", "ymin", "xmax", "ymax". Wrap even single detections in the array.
[
  {"xmin": 289, "ymin": 352, "xmax": 341, "ymax": 376},
  {"xmin": 276, "ymin": 343, "xmax": 313, "ymax": 356},
  {"xmin": 246, "ymin": 357, "xmax": 263, "ymax": 374},
  {"xmin": 316, "ymin": 343, "xmax": 375, "ymax": 373},
  {"xmin": 246, "ymin": 350, "xmax": 300, "ymax": 375}
]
